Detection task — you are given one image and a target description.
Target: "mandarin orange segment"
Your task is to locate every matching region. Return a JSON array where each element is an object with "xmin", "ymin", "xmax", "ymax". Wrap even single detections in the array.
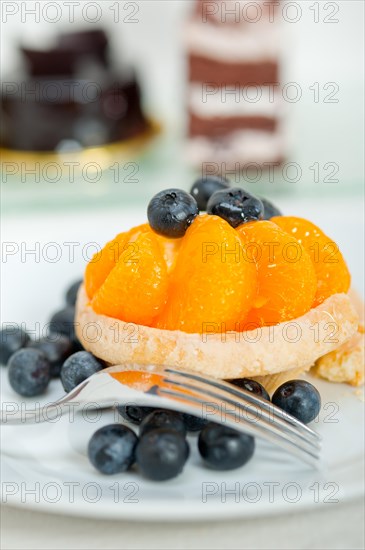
[
  {"xmin": 272, "ymin": 216, "xmax": 351, "ymax": 306},
  {"xmin": 84, "ymin": 224, "xmax": 150, "ymax": 299},
  {"xmin": 153, "ymin": 233, "xmax": 182, "ymax": 273},
  {"xmin": 127, "ymin": 225, "xmax": 181, "ymax": 274},
  {"xmin": 85, "ymin": 232, "xmax": 126, "ymax": 300},
  {"xmin": 237, "ymin": 220, "xmax": 317, "ymax": 327},
  {"xmin": 154, "ymin": 214, "xmax": 257, "ymax": 333},
  {"xmin": 91, "ymin": 231, "xmax": 169, "ymax": 326}
]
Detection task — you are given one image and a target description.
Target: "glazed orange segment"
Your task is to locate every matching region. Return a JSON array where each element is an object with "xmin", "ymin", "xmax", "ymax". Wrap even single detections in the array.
[
  {"xmin": 155, "ymin": 214, "xmax": 257, "ymax": 333},
  {"xmin": 85, "ymin": 231, "xmax": 126, "ymax": 300},
  {"xmin": 237, "ymin": 220, "xmax": 317, "ymax": 327},
  {"xmin": 91, "ymin": 230, "xmax": 169, "ymax": 326},
  {"xmin": 272, "ymin": 216, "xmax": 351, "ymax": 306},
  {"xmin": 85, "ymin": 224, "xmax": 151, "ymax": 299},
  {"xmin": 153, "ymin": 232, "xmax": 182, "ymax": 273},
  {"xmin": 85, "ymin": 223, "xmax": 182, "ymax": 300}
]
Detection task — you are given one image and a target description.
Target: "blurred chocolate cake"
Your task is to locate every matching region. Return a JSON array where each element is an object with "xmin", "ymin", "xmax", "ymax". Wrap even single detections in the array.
[
  {"xmin": 185, "ymin": 0, "xmax": 285, "ymax": 169},
  {"xmin": 0, "ymin": 30, "xmax": 149, "ymax": 151}
]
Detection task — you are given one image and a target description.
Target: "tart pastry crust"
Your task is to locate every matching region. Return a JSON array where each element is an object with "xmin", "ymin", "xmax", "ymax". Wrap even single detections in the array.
[
  {"xmin": 76, "ymin": 286, "xmax": 358, "ymax": 381},
  {"xmin": 311, "ymin": 288, "xmax": 364, "ymax": 387}
]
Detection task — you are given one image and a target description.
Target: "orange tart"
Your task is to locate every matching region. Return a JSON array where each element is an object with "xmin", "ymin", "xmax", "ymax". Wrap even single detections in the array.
[{"xmin": 76, "ymin": 185, "xmax": 362, "ymax": 391}]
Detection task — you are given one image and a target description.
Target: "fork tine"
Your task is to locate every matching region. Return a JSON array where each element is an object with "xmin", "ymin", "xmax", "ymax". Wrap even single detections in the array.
[
  {"xmin": 162, "ymin": 371, "xmax": 320, "ymax": 448},
  {"xmin": 165, "ymin": 368, "xmax": 321, "ymax": 442},
  {"xmin": 157, "ymin": 386, "xmax": 321, "ymax": 468},
  {"xmin": 159, "ymin": 373, "xmax": 321, "ymax": 456}
]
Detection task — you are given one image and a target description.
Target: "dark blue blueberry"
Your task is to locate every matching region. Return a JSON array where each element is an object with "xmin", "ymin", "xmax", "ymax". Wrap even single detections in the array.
[
  {"xmin": 147, "ymin": 188, "xmax": 199, "ymax": 238},
  {"xmin": 198, "ymin": 423, "xmax": 255, "ymax": 470},
  {"xmin": 60, "ymin": 351, "xmax": 104, "ymax": 393},
  {"xmin": 28, "ymin": 334, "xmax": 73, "ymax": 378},
  {"xmin": 228, "ymin": 378, "xmax": 270, "ymax": 401},
  {"xmin": 71, "ymin": 338, "xmax": 84, "ymax": 353},
  {"xmin": 260, "ymin": 197, "xmax": 282, "ymax": 220},
  {"xmin": 136, "ymin": 429, "xmax": 190, "ymax": 481},
  {"xmin": 65, "ymin": 279, "xmax": 83, "ymax": 306},
  {"xmin": 48, "ymin": 306, "xmax": 83, "ymax": 353},
  {"xmin": 181, "ymin": 412, "xmax": 209, "ymax": 432},
  {"xmin": 8, "ymin": 348, "xmax": 50, "ymax": 397},
  {"xmin": 0, "ymin": 327, "xmax": 31, "ymax": 365},
  {"xmin": 117, "ymin": 404, "xmax": 157, "ymax": 425},
  {"xmin": 207, "ymin": 187, "xmax": 264, "ymax": 228},
  {"xmin": 272, "ymin": 380, "xmax": 321, "ymax": 424},
  {"xmin": 88, "ymin": 424, "xmax": 138, "ymax": 475},
  {"xmin": 190, "ymin": 175, "xmax": 230, "ymax": 211},
  {"xmin": 49, "ymin": 306, "xmax": 76, "ymax": 341},
  {"xmin": 139, "ymin": 409, "xmax": 186, "ymax": 437}
]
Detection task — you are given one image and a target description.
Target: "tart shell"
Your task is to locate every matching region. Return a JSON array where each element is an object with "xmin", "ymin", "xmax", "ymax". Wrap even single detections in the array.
[
  {"xmin": 311, "ymin": 288, "xmax": 364, "ymax": 387},
  {"xmin": 76, "ymin": 286, "xmax": 358, "ymax": 381}
]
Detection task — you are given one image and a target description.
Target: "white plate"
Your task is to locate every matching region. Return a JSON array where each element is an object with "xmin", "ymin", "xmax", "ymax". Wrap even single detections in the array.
[{"xmin": 1, "ymin": 199, "xmax": 364, "ymax": 521}]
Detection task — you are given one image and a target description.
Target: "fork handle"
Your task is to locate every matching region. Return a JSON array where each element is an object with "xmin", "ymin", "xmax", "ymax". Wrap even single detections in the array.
[{"xmin": 1, "ymin": 379, "xmax": 96, "ymax": 425}]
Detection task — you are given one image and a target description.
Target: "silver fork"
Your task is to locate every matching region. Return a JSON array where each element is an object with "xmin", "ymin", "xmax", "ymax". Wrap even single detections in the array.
[{"xmin": 1, "ymin": 364, "xmax": 322, "ymax": 468}]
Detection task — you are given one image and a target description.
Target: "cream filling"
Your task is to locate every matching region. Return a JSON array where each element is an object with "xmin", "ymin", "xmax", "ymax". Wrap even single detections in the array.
[
  {"xmin": 188, "ymin": 83, "xmax": 283, "ymax": 118},
  {"xmin": 198, "ymin": 0, "xmax": 275, "ymax": 18},
  {"xmin": 185, "ymin": 20, "xmax": 280, "ymax": 62},
  {"xmin": 186, "ymin": 130, "xmax": 285, "ymax": 164}
]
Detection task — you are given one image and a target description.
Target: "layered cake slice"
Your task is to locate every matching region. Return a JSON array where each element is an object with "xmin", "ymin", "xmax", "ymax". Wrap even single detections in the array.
[{"xmin": 185, "ymin": 0, "xmax": 285, "ymax": 169}]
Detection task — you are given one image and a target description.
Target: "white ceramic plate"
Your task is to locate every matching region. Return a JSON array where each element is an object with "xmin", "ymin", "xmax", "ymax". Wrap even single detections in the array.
[{"xmin": 1, "ymin": 200, "xmax": 364, "ymax": 521}]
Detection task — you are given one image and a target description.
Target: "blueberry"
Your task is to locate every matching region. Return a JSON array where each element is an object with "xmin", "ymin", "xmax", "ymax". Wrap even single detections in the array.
[
  {"xmin": 207, "ymin": 187, "xmax": 264, "ymax": 228},
  {"xmin": 88, "ymin": 424, "xmax": 138, "ymax": 475},
  {"xmin": 0, "ymin": 327, "xmax": 31, "ymax": 365},
  {"xmin": 147, "ymin": 188, "xmax": 199, "ymax": 238},
  {"xmin": 8, "ymin": 348, "xmax": 50, "ymax": 397},
  {"xmin": 65, "ymin": 279, "xmax": 83, "ymax": 306},
  {"xmin": 117, "ymin": 404, "xmax": 157, "ymax": 425},
  {"xmin": 49, "ymin": 306, "xmax": 76, "ymax": 341},
  {"xmin": 198, "ymin": 423, "xmax": 255, "ymax": 470},
  {"xmin": 228, "ymin": 378, "xmax": 270, "ymax": 401},
  {"xmin": 28, "ymin": 334, "xmax": 73, "ymax": 378},
  {"xmin": 139, "ymin": 409, "xmax": 186, "ymax": 437},
  {"xmin": 60, "ymin": 351, "xmax": 104, "ymax": 393},
  {"xmin": 190, "ymin": 176, "xmax": 230, "ymax": 211},
  {"xmin": 260, "ymin": 197, "xmax": 282, "ymax": 220},
  {"xmin": 272, "ymin": 380, "xmax": 321, "ymax": 424},
  {"xmin": 181, "ymin": 412, "xmax": 209, "ymax": 432},
  {"xmin": 136, "ymin": 429, "xmax": 190, "ymax": 481},
  {"xmin": 71, "ymin": 339, "xmax": 84, "ymax": 353},
  {"xmin": 49, "ymin": 306, "xmax": 83, "ymax": 352}
]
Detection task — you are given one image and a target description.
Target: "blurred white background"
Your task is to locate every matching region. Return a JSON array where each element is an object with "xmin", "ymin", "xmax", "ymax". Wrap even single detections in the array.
[{"xmin": 1, "ymin": 0, "xmax": 364, "ymax": 188}]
